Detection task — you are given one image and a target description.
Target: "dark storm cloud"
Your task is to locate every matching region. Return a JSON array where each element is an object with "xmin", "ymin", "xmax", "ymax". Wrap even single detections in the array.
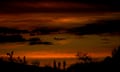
[
  {"xmin": 0, "ymin": 0, "xmax": 119, "ymax": 13},
  {"xmin": 67, "ymin": 19, "xmax": 120, "ymax": 35}
]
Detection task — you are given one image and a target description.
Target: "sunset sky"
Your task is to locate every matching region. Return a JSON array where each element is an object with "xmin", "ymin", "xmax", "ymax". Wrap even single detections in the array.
[{"xmin": 0, "ymin": 0, "xmax": 120, "ymax": 59}]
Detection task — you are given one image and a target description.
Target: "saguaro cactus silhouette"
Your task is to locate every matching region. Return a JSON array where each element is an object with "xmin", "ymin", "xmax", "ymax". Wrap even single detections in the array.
[
  {"xmin": 58, "ymin": 62, "xmax": 61, "ymax": 69},
  {"xmin": 63, "ymin": 60, "xmax": 66, "ymax": 70},
  {"xmin": 6, "ymin": 51, "xmax": 14, "ymax": 62},
  {"xmin": 23, "ymin": 56, "xmax": 27, "ymax": 64},
  {"xmin": 53, "ymin": 60, "xmax": 57, "ymax": 69}
]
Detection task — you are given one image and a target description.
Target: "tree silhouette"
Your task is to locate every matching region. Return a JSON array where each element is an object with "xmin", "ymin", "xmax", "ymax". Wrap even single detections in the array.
[
  {"xmin": 103, "ymin": 56, "xmax": 112, "ymax": 64},
  {"xmin": 6, "ymin": 51, "xmax": 14, "ymax": 62},
  {"xmin": 76, "ymin": 52, "xmax": 92, "ymax": 63},
  {"xmin": 111, "ymin": 46, "xmax": 120, "ymax": 64}
]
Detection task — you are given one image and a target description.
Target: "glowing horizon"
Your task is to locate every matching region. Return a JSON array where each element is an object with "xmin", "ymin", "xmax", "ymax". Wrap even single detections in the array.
[{"xmin": 0, "ymin": 1, "xmax": 120, "ymax": 62}]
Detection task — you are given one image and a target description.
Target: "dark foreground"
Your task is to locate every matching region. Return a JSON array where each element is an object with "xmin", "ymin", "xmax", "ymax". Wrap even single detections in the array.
[
  {"xmin": 0, "ymin": 46, "xmax": 120, "ymax": 72},
  {"xmin": 0, "ymin": 59, "xmax": 120, "ymax": 72}
]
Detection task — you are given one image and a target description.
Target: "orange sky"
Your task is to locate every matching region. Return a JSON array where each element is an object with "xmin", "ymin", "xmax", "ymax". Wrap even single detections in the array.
[
  {"xmin": 0, "ymin": 51, "xmax": 111, "ymax": 59},
  {"xmin": 0, "ymin": 1, "xmax": 120, "ymax": 59},
  {"xmin": 0, "ymin": 12, "xmax": 119, "ymax": 30},
  {"xmin": 0, "ymin": 12, "xmax": 120, "ymax": 59},
  {"xmin": 0, "ymin": 34, "xmax": 119, "ymax": 59}
]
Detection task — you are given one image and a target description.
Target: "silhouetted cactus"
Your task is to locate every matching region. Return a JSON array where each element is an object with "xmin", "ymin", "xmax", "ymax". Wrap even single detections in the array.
[
  {"xmin": 58, "ymin": 62, "xmax": 61, "ymax": 69},
  {"xmin": 6, "ymin": 51, "xmax": 14, "ymax": 62},
  {"xmin": 53, "ymin": 60, "xmax": 57, "ymax": 69},
  {"xmin": 63, "ymin": 60, "xmax": 66, "ymax": 70},
  {"xmin": 23, "ymin": 56, "xmax": 27, "ymax": 64}
]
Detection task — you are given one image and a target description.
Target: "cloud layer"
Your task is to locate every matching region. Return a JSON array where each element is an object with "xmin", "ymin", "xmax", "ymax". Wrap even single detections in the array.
[
  {"xmin": 68, "ymin": 19, "xmax": 120, "ymax": 35},
  {"xmin": 0, "ymin": 0, "xmax": 119, "ymax": 13}
]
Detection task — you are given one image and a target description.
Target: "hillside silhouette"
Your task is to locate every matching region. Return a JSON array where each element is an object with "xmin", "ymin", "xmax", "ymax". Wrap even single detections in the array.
[{"xmin": 0, "ymin": 46, "xmax": 120, "ymax": 72}]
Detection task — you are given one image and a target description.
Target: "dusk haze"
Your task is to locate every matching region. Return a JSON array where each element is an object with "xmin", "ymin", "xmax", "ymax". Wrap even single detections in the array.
[{"xmin": 0, "ymin": 0, "xmax": 120, "ymax": 72}]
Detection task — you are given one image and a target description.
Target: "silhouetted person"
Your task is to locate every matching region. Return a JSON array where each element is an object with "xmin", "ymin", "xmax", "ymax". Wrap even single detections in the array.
[{"xmin": 63, "ymin": 60, "xmax": 66, "ymax": 70}]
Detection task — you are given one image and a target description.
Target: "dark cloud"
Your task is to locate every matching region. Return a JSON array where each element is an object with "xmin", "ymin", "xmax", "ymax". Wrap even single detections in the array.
[
  {"xmin": 67, "ymin": 19, "xmax": 120, "ymax": 35},
  {"xmin": 29, "ymin": 41, "xmax": 53, "ymax": 45},
  {"xmin": 0, "ymin": 26, "xmax": 61, "ymax": 35},
  {"xmin": 0, "ymin": 35, "xmax": 26, "ymax": 44},
  {"xmin": 0, "ymin": 35, "xmax": 26, "ymax": 43},
  {"xmin": 28, "ymin": 38, "xmax": 53, "ymax": 45},
  {"xmin": 1, "ymin": 19, "xmax": 120, "ymax": 36},
  {"xmin": 54, "ymin": 37, "xmax": 66, "ymax": 40},
  {"xmin": 0, "ymin": 34, "xmax": 53, "ymax": 45},
  {"xmin": 0, "ymin": 0, "xmax": 119, "ymax": 13},
  {"xmin": 28, "ymin": 38, "xmax": 41, "ymax": 42},
  {"xmin": 0, "ymin": 27, "xmax": 29, "ymax": 34},
  {"xmin": 0, "ymin": 0, "xmax": 119, "ymax": 4},
  {"xmin": 31, "ymin": 27, "xmax": 64, "ymax": 35},
  {"xmin": 0, "ymin": 28, "xmax": 53, "ymax": 45}
]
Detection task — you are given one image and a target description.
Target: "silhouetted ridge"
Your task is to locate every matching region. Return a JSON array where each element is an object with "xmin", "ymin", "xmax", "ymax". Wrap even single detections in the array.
[{"xmin": 1, "ymin": 46, "xmax": 120, "ymax": 72}]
